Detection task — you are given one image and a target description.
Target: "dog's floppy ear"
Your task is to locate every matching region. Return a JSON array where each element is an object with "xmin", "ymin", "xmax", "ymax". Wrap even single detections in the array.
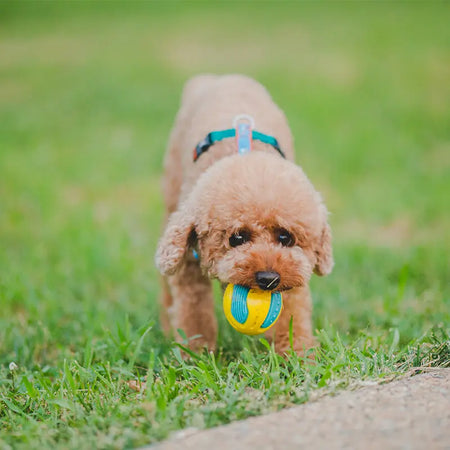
[
  {"xmin": 155, "ymin": 208, "xmax": 196, "ymax": 276},
  {"xmin": 313, "ymin": 211, "xmax": 334, "ymax": 276}
]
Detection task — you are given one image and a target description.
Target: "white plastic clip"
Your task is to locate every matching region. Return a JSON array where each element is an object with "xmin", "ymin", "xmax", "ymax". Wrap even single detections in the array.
[{"xmin": 232, "ymin": 114, "xmax": 255, "ymax": 129}]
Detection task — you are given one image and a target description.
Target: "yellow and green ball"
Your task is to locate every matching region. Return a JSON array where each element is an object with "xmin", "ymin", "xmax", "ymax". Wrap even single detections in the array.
[{"xmin": 223, "ymin": 284, "xmax": 283, "ymax": 335}]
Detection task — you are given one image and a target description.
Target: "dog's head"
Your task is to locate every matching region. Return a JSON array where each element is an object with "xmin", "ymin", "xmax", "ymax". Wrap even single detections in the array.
[{"xmin": 156, "ymin": 152, "xmax": 333, "ymax": 291}]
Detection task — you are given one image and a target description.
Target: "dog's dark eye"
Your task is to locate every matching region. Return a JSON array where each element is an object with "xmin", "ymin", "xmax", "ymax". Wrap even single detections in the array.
[
  {"xmin": 229, "ymin": 230, "xmax": 251, "ymax": 247},
  {"xmin": 276, "ymin": 229, "xmax": 295, "ymax": 247}
]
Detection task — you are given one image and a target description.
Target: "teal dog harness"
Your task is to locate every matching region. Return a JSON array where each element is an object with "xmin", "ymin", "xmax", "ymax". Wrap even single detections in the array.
[{"xmin": 193, "ymin": 114, "xmax": 286, "ymax": 162}]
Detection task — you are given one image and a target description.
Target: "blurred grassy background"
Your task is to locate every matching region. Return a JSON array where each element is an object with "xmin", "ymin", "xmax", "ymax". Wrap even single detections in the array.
[
  {"xmin": 0, "ymin": 1, "xmax": 449, "ymax": 447},
  {"xmin": 1, "ymin": 0, "xmax": 449, "ymax": 359},
  {"xmin": 1, "ymin": 0, "xmax": 449, "ymax": 357}
]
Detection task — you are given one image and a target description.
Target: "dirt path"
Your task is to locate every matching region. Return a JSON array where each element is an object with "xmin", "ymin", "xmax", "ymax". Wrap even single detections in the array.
[{"xmin": 150, "ymin": 369, "xmax": 450, "ymax": 450}]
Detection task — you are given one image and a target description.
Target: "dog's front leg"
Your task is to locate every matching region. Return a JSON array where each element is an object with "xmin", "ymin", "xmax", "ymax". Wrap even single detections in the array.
[
  {"xmin": 266, "ymin": 285, "xmax": 316, "ymax": 356},
  {"xmin": 167, "ymin": 259, "xmax": 217, "ymax": 352}
]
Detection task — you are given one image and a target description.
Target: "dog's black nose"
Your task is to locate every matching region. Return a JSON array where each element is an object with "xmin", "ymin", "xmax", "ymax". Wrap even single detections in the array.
[{"xmin": 255, "ymin": 271, "xmax": 280, "ymax": 290}]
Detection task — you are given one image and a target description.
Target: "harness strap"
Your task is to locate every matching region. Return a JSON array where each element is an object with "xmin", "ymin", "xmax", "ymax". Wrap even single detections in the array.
[{"xmin": 193, "ymin": 128, "xmax": 286, "ymax": 161}]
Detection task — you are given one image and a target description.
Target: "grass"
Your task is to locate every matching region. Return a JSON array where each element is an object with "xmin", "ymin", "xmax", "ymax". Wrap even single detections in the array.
[{"xmin": 0, "ymin": 2, "xmax": 449, "ymax": 449}]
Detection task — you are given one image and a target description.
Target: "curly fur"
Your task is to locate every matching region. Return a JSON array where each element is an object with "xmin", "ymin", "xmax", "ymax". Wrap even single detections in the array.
[{"xmin": 156, "ymin": 74, "xmax": 333, "ymax": 354}]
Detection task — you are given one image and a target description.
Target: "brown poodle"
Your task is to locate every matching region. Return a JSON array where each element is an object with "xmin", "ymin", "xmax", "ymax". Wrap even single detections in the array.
[{"xmin": 155, "ymin": 74, "xmax": 333, "ymax": 355}]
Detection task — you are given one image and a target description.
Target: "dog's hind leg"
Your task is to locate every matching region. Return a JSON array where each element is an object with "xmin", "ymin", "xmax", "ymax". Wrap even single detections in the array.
[{"xmin": 167, "ymin": 259, "xmax": 217, "ymax": 352}]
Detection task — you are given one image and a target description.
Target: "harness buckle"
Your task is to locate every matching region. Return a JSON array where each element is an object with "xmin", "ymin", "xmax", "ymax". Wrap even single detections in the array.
[{"xmin": 233, "ymin": 114, "xmax": 255, "ymax": 156}]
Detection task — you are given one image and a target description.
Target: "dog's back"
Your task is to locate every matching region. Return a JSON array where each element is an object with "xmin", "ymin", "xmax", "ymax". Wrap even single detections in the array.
[{"xmin": 163, "ymin": 74, "xmax": 295, "ymax": 212}]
